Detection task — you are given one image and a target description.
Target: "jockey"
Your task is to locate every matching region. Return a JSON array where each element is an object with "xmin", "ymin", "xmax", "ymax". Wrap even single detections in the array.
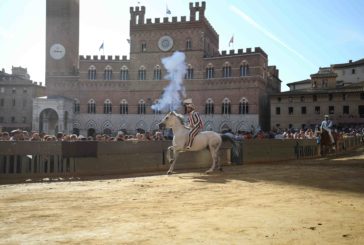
[
  {"xmin": 183, "ymin": 98, "xmax": 204, "ymax": 150},
  {"xmin": 321, "ymin": 114, "xmax": 335, "ymax": 145}
]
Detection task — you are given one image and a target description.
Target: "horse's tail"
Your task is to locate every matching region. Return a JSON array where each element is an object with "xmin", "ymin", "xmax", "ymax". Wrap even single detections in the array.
[{"xmin": 221, "ymin": 134, "xmax": 241, "ymax": 164}]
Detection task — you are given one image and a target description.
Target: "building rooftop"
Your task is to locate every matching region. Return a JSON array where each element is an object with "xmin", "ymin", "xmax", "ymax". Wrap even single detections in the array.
[
  {"xmin": 310, "ymin": 67, "xmax": 337, "ymax": 78},
  {"xmin": 332, "ymin": 58, "xmax": 364, "ymax": 69},
  {"xmin": 286, "ymin": 79, "xmax": 311, "ymax": 86}
]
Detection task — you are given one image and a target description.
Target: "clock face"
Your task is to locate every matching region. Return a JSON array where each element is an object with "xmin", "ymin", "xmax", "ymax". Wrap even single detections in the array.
[
  {"xmin": 50, "ymin": 43, "xmax": 66, "ymax": 60},
  {"xmin": 158, "ymin": 36, "xmax": 173, "ymax": 51}
]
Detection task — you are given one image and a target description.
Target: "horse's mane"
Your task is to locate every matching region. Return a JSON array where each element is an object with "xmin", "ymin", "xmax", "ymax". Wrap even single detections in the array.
[{"xmin": 171, "ymin": 111, "xmax": 185, "ymax": 126}]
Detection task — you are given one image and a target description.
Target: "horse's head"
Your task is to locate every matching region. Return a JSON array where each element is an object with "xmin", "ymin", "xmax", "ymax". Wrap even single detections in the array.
[
  {"xmin": 158, "ymin": 111, "xmax": 183, "ymax": 130},
  {"xmin": 158, "ymin": 111, "xmax": 172, "ymax": 130}
]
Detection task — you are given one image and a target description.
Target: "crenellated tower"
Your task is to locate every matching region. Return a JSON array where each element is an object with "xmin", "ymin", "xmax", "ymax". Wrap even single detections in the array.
[
  {"xmin": 128, "ymin": 1, "xmax": 219, "ymax": 79},
  {"xmin": 189, "ymin": 1, "xmax": 206, "ymax": 21},
  {"xmin": 130, "ymin": 6, "xmax": 145, "ymax": 25}
]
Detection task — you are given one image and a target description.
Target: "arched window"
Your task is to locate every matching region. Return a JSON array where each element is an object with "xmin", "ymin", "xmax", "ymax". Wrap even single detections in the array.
[
  {"xmin": 120, "ymin": 99, "xmax": 128, "ymax": 114},
  {"xmin": 74, "ymin": 98, "xmax": 80, "ymax": 113},
  {"xmin": 64, "ymin": 111, "xmax": 68, "ymax": 130},
  {"xmin": 152, "ymin": 100, "xmax": 162, "ymax": 114},
  {"xmin": 141, "ymin": 42, "xmax": 147, "ymax": 52},
  {"xmin": 103, "ymin": 99, "xmax": 112, "ymax": 114},
  {"xmin": 221, "ymin": 98, "xmax": 231, "ymax": 115},
  {"xmin": 206, "ymin": 63, "xmax": 214, "ymax": 79},
  {"xmin": 103, "ymin": 128, "xmax": 112, "ymax": 136},
  {"xmin": 138, "ymin": 99, "xmax": 146, "ymax": 114},
  {"xmin": 138, "ymin": 66, "xmax": 146, "ymax": 80},
  {"xmin": 239, "ymin": 98, "xmax": 249, "ymax": 114},
  {"xmin": 87, "ymin": 99, "xmax": 96, "ymax": 114},
  {"xmin": 185, "ymin": 64, "xmax": 194, "ymax": 80},
  {"xmin": 104, "ymin": 65, "xmax": 112, "ymax": 80},
  {"xmin": 88, "ymin": 65, "xmax": 96, "ymax": 80},
  {"xmin": 312, "ymin": 81, "xmax": 317, "ymax": 88},
  {"xmin": 120, "ymin": 66, "xmax": 129, "ymax": 80},
  {"xmin": 186, "ymin": 39, "xmax": 192, "ymax": 50},
  {"xmin": 205, "ymin": 98, "xmax": 214, "ymax": 115},
  {"xmin": 222, "ymin": 62, "xmax": 232, "ymax": 78},
  {"xmin": 240, "ymin": 61, "xmax": 249, "ymax": 76},
  {"xmin": 153, "ymin": 65, "xmax": 162, "ymax": 80}
]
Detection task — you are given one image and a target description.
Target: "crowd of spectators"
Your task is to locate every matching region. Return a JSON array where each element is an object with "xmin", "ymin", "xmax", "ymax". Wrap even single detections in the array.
[
  {"xmin": 1, "ymin": 125, "xmax": 363, "ymax": 142},
  {"xmin": 273, "ymin": 126, "xmax": 364, "ymax": 139},
  {"xmin": 0, "ymin": 129, "xmax": 166, "ymax": 142},
  {"xmin": 224, "ymin": 125, "xmax": 364, "ymax": 141}
]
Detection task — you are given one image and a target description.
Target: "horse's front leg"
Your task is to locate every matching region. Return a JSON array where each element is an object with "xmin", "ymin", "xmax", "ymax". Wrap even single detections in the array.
[
  {"xmin": 167, "ymin": 146, "xmax": 179, "ymax": 175},
  {"xmin": 167, "ymin": 146, "xmax": 174, "ymax": 164}
]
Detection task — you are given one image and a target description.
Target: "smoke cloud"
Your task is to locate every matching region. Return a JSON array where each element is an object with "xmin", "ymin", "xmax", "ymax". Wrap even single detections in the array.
[{"xmin": 151, "ymin": 51, "xmax": 187, "ymax": 112}]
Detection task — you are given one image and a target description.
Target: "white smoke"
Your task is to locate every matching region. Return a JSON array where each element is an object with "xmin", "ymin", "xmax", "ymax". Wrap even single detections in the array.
[{"xmin": 151, "ymin": 51, "xmax": 187, "ymax": 112}]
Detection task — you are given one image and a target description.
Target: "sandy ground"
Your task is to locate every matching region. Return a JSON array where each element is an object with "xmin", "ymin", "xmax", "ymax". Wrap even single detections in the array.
[{"xmin": 1, "ymin": 147, "xmax": 364, "ymax": 245}]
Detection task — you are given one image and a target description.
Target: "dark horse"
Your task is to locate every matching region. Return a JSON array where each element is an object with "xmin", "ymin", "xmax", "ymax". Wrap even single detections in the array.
[{"xmin": 319, "ymin": 129, "xmax": 341, "ymax": 155}]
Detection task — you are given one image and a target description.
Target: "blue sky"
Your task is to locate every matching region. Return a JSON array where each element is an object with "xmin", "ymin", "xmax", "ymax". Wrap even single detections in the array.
[{"xmin": 1, "ymin": 0, "xmax": 363, "ymax": 91}]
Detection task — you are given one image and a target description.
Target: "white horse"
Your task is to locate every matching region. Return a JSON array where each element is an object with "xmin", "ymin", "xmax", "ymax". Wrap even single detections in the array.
[{"xmin": 158, "ymin": 111, "xmax": 237, "ymax": 175}]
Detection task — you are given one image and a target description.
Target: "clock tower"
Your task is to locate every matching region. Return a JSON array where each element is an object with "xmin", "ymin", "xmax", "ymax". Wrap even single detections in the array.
[
  {"xmin": 46, "ymin": 0, "xmax": 79, "ymax": 95},
  {"xmin": 33, "ymin": 0, "xmax": 79, "ymax": 134}
]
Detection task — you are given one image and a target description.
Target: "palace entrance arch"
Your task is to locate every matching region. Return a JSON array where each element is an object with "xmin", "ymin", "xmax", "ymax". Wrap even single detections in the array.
[
  {"xmin": 39, "ymin": 108, "xmax": 59, "ymax": 135},
  {"xmin": 32, "ymin": 96, "xmax": 74, "ymax": 135}
]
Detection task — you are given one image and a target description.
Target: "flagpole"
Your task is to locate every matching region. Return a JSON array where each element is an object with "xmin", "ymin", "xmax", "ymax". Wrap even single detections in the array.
[
  {"xmin": 228, "ymin": 35, "xmax": 234, "ymax": 49},
  {"xmin": 99, "ymin": 41, "xmax": 105, "ymax": 55},
  {"xmin": 166, "ymin": 1, "xmax": 168, "ymax": 17},
  {"xmin": 166, "ymin": 1, "xmax": 171, "ymax": 16}
]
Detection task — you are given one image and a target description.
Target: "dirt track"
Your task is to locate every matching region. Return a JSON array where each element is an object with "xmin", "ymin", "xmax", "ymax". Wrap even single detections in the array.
[{"xmin": 1, "ymin": 147, "xmax": 364, "ymax": 244}]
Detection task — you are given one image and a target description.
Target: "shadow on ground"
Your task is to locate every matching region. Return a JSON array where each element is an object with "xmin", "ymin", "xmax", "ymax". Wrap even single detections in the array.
[{"xmin": 187, "ymin": 146, "xmax": 364, "ymax": 194}]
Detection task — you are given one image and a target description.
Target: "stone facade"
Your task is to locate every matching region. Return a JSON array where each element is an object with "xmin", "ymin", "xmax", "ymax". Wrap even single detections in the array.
[
  {"xmin": 333, "ymin": 59, "xmax": 364, "ymax": 85},
  {"xmin": 0, "ymin": 67, "xmax": 46, "ymax": 132},
  {"xmin": 38, "ymin": 0, "xmax": 281, "ymax": 137},
  {"xmin": 272, "ymin": 59, "xmax": 364, "ymax": 130}
]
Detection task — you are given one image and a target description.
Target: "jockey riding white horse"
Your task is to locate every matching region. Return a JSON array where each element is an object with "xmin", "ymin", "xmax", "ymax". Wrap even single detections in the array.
[{"xmin": 158, "ymin": 111, "xmax": 238, "ymax": 175}]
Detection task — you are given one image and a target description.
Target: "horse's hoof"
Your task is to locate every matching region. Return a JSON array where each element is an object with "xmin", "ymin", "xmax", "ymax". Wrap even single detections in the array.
[
  {"xmin": 167, "ymin": 171, "xmax": 173, "ymax": 175},
  {"xmin": 219, "ymin": 167, "xmax": 223, "ymax": 172},
  {"xmin": 205, "ymin": 170, "xmax": 213, "ymax": 174}
]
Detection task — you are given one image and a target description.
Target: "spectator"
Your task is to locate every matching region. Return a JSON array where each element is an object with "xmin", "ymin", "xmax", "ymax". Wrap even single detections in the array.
[
  {"xmin": 29, "ymin": 132, "xmax": 41, "ymax": 141},
  {"xmin": 145, "ymin": 131, "xmax": 152, "ymax": 141},
  {"xmin": 56, "ymin": 132, "xmax": 64, "ymax": 141},
  {"xmin": 153, "ymin": 131, "xmax": 164, "ymax": 141},
  {"xmin": 115, "ymin": 131, "xmax": 125, "ymax": 141}
]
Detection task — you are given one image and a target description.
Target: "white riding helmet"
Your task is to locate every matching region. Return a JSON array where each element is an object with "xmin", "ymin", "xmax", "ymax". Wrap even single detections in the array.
[{"xmin": 183, "ymin": 98, "xmax": 196, "ymax": 109}]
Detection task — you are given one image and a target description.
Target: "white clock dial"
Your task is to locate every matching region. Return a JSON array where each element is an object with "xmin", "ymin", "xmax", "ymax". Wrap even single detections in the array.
[
  {"xmin": 50, "ymin": 43, "xmax": 66, "ymax": 60},
  {"xmin": 158, "ymin": 36, "xmax": 173, "ymax": 51}
]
